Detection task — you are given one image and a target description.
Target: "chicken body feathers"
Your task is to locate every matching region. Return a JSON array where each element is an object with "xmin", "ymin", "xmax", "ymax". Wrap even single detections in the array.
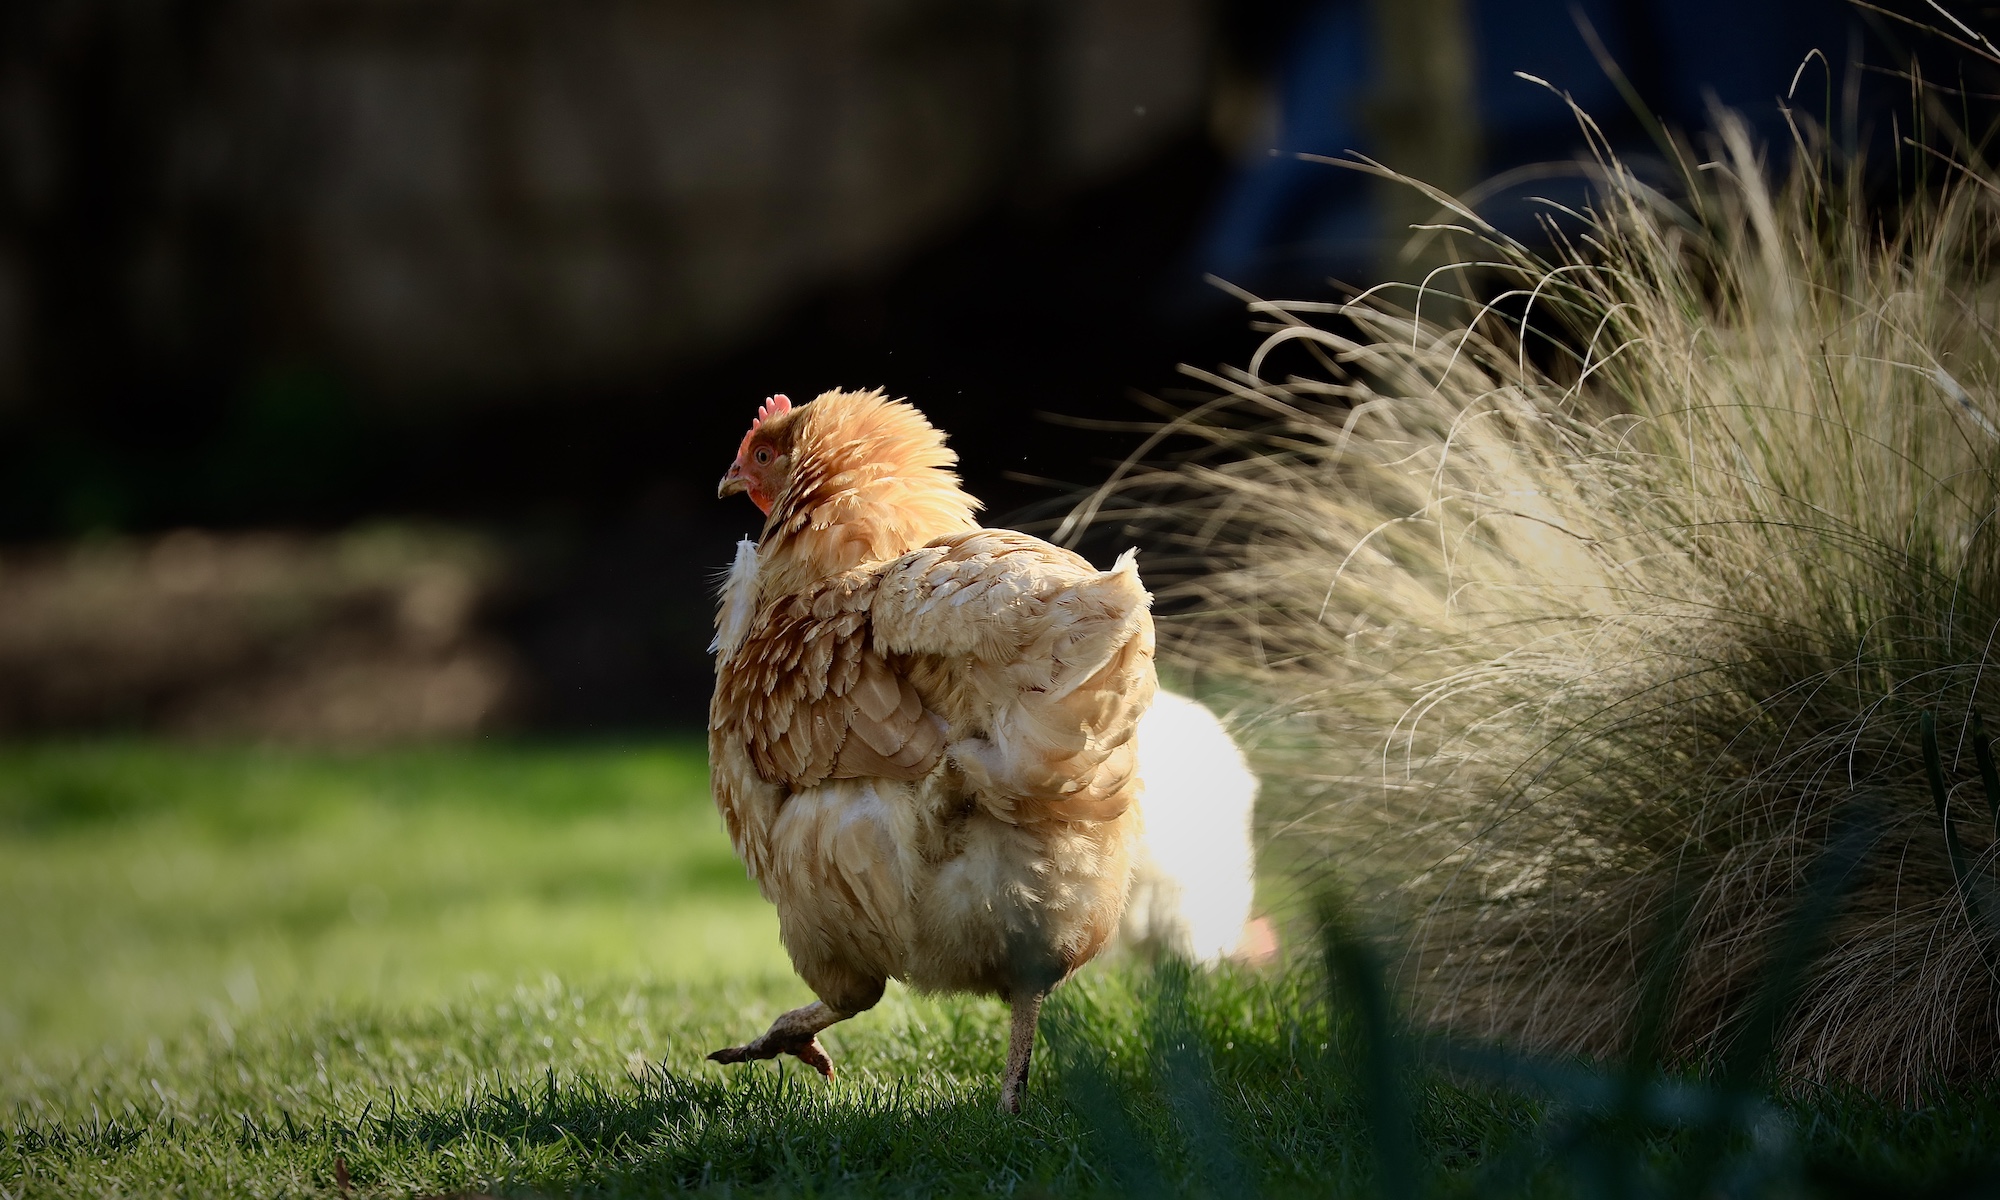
[
  {"xmin": 712, "ymin": 465, "xmax": 1154, "ymax": 1004},
  {"xmin": 718, "ymin": 529, "xmax": 1152, "ymax": 803}
]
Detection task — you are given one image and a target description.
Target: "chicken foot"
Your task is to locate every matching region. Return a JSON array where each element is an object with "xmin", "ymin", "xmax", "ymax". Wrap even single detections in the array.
[
  {"xmin": 707, "ymin": 1000, "xmax": 848, "ymax": 1080},
  {"xmin": 999, "ymin": 991, "xmax": 1047, "ymax": 1115}
]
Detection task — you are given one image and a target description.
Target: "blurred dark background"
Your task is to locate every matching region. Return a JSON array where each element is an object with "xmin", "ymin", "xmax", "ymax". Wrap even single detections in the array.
[{"xmin": 1, "ymin": 0, "xmax": 1992, "ymax": 737}]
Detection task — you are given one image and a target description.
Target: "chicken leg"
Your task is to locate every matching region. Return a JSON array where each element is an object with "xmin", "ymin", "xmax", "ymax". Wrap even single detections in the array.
[
  {"xmin": 999, "ymin": 991, "xmax": 1046, "ymax": 1114},
  {"xmin": 708, "ymin": 1001, "xmax": 849, "ymax": 1079}
]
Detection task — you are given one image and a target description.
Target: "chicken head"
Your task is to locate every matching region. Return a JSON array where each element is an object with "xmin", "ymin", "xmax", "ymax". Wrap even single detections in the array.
[{"xmin": 717, "ymin": 393, "xmax": 797, "ymax": 514}]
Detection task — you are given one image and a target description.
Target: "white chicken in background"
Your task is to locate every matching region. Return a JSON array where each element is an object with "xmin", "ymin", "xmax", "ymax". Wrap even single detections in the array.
[{"xmin": 1121, "ymin": 690, "xmax": 1266, "ymax": 964}]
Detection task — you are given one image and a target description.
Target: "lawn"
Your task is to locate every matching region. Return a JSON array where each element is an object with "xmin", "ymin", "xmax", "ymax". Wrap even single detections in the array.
[
  {"xmin": 4, "ymin": 743, "xmax": 1999, "ymax": 1198},
  {"xmin": 0, "ymin": 741, "xmax": 786, "ymax": 1059}
]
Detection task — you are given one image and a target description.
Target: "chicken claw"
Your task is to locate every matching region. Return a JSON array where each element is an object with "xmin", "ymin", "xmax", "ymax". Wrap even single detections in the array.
[
  {"xmin": 707, "ymin": 1034, "xmax": 836, "ymax": 1079},
  {"xmin": 707, "ymin": 1001, "xmax": 845, "ymax": 1080}
]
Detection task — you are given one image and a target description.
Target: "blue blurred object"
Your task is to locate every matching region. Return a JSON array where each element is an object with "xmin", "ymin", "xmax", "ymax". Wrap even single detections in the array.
[
  {"xmin": 1197, "ymin": 0, "xmax": 1880, "ymax": 297},
  {"xmin": 1199, "ymin": 2, "xmax": 1378, "ymax": 295}
]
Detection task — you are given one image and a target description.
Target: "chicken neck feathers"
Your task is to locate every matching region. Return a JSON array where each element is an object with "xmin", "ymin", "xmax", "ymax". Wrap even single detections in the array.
[{"xmin": 753, "ymin": 388, "xmax": 981, "ymax": 598}]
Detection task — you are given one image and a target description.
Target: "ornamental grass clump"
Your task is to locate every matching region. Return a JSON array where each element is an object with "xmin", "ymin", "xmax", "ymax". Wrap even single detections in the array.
[{"xmin": 1103, "ymin": 108, "xmax": 2000, "ymax": 1100}]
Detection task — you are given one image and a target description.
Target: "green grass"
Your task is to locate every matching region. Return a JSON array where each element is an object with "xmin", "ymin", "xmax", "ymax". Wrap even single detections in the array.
[
  {"xmin": 5, "ymin": 743, "xmax": 2000, "ymax": 1197},
  {"xmin": 0, "ymin": 741, "xmax": 786, "ymax": 1060}
]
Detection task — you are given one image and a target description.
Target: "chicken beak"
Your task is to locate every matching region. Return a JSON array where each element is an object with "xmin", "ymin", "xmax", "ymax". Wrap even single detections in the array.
[{"xmin": 718, "ymin": 462, "xmax": 748, "ymax": 500}]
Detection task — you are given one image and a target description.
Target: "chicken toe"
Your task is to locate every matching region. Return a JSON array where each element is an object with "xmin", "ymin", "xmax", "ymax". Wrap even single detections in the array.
[{"xmin": 707, "ymin": 1000, "xmax": 847, "ymax": 1080}]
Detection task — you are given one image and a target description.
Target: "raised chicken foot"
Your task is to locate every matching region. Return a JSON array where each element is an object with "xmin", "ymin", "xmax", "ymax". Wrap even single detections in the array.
[
  {"xmin": 999, "ymin": 991, "xmax": 1047, "ymax": 1115},
  {"xmin": 707, "ymin": 1000, "xmax": 846, "ymax": 1080}
]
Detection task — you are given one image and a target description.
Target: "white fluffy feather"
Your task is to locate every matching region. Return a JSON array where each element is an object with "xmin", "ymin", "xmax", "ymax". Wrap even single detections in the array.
[{"xmin": 709, "ymin": 537, "xmax": 762, "ymax": 660}]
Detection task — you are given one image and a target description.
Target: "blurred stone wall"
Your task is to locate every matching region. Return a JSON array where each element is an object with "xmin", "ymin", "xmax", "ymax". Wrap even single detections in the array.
[{"xmin": 1, "ymin": 0, "xmax": 1210, "ymax": 407}]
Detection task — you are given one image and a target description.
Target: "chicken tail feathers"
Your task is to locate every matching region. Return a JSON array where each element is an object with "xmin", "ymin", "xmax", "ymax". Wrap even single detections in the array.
[{"xmin": 1043, "ymin": 549, "xmax": 1151, "ymax": 704}]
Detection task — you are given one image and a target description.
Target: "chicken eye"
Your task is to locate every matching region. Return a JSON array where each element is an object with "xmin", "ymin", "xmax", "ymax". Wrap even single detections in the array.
[{"xmin": 753, "ymin": 447, "xmax": 772, "ymax": 466}]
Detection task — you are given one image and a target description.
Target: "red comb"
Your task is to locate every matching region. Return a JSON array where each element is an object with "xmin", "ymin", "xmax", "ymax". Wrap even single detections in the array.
[{"xmin": 751, "ymin": 394, "xmax": 791, "ymax": 432}]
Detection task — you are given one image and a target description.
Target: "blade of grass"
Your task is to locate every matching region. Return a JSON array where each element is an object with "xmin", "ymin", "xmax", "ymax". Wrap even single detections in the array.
[
  {"xmin": 1972, "ymin": 710, "xmax": 2000, "ymax": 839},
  {"xmin": 1920, "ymin": 709, "xmax": 2000, "ymax": 988},
  {"xmin": 1151, "ymin": 959, "xmax": 1254, "ymax": 1197},
  {"xmin": 1320, "ymin": 902, "xmax": 1420, "ymax": 1200}
]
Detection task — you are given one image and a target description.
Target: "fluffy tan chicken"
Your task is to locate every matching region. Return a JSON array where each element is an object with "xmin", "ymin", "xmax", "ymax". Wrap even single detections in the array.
[{"xmin": 706, "ymin": 388, "xmax": 1155, "ymax": 1112}]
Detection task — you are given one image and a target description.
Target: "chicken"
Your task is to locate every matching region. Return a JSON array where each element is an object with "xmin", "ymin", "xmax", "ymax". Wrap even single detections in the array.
[
  {"xmin": 705, "ymin": 388, "xmax": 1155, "ymax": 1113},
  {"xmin": 1120, "ymin": 691, "xmax": 1263, "ymax": 964}
]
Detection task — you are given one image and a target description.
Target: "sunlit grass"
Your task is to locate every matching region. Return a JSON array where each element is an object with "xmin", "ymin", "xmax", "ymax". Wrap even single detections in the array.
[
  {"xmin": 4, "ymin": 744, "xmax": 1998, "ymax": 1195},
  {"xmin": 0, "ymin": 741, "xmax": 788, "ymax": 1065},
  {"xmin": 6, "ymin": 963, "xmax": 1389, "ymax": 1198}
]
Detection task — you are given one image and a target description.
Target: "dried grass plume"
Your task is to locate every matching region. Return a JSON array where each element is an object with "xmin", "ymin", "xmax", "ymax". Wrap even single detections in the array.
[{"xmin": 1102, "ymin": 105, "xmax": 2000, "ymax": 1099}]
